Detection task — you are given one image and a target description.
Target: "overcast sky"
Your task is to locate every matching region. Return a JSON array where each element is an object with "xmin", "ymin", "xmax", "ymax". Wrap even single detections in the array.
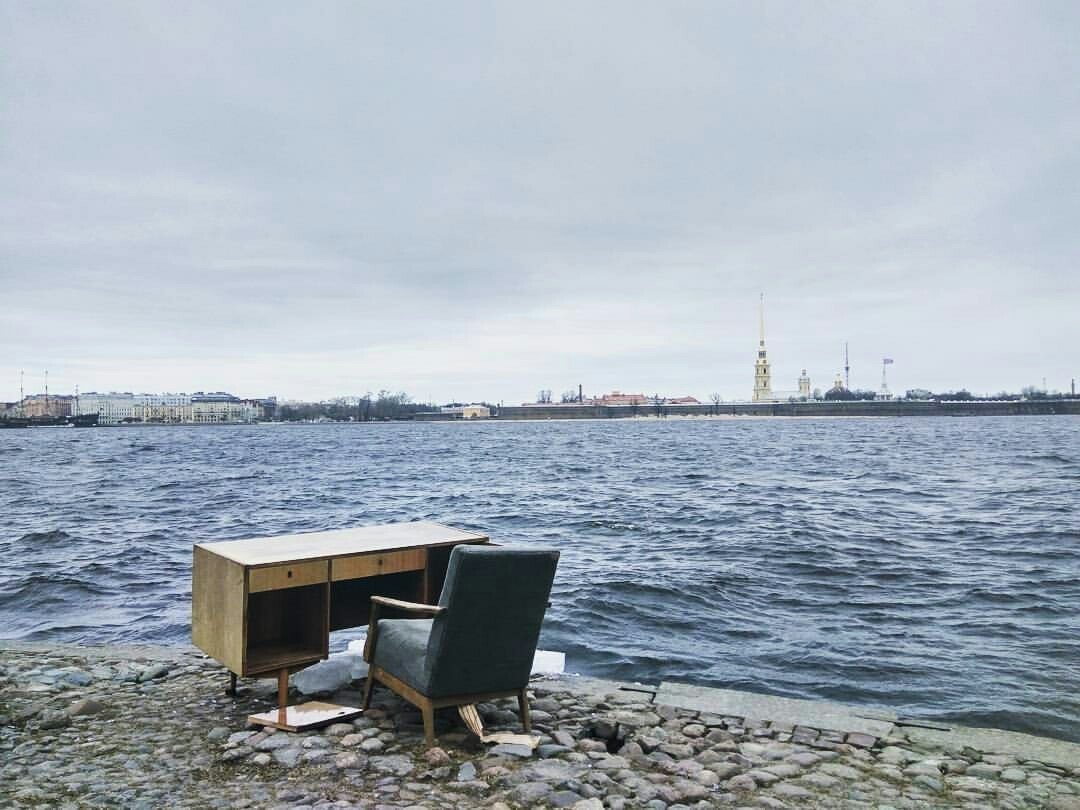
[{"xmin": 2, "ymin": 2, "xmax": 1078, "ymax": 404}]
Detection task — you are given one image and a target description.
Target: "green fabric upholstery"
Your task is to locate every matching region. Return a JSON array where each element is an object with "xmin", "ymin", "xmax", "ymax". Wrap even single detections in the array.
[
  {"xmin": 371, "ymin": 545, "xmax": 559, "ymax": 698},
  {"xmin": 372, "ymin": 618, "xmax": 432, "ymax": 693}
]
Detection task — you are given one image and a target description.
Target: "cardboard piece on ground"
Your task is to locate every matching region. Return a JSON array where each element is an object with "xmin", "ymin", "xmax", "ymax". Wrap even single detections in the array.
[
  {"xmin": 482, "ymin": 732, "xmax": 539, "ymax": 747},
  {"xmin": 248, "ymin": 701, "xmax": 363, "ymax": 732},
  {"xmin": 457, "ymin": 703, "xmax": 540, "ymax": 748}
]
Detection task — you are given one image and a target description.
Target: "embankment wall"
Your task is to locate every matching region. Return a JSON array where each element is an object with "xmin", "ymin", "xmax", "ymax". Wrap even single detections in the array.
[{"xmin": 495, "ymin": 400, "xmax": 1080, "ymax": 420}]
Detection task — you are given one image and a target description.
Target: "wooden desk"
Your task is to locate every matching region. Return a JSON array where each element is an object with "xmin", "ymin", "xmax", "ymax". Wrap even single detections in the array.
[{"xmin": 191, "ymin": 521, "xmax": 489, "ymax": 729}]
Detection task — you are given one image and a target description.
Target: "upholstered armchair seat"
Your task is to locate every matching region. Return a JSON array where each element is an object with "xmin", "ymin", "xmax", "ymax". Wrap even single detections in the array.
[{"xmin": 372, "ymin": 618, "xmax": 433, "ymax": 694}]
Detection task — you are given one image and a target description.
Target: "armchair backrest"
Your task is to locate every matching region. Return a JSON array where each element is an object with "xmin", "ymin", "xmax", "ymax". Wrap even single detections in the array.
[{"xmin": 425, "ymin": 544, "xmax": 559, "ymax": 697}]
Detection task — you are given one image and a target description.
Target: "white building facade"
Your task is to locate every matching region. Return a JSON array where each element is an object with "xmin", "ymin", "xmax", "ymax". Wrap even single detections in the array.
[
  {"xmin": 74, "ymin": 393, "xmax": 137, "ymax": 425},
  {"xmin": 190, "ymin": 394, "xmax": 258, "ymax": 423},
  {"xmin": 134, "ymin": 393, "xmax": 191, "ymax": 423},
  {"xmin": 73, "ymin": 392, "xmax": 259, "ymax": 425}
]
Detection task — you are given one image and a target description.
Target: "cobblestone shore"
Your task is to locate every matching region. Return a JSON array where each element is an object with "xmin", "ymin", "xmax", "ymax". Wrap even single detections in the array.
[{"xmin": 2, "ymin": 643, "xmax": 1078, "ymax": 809}]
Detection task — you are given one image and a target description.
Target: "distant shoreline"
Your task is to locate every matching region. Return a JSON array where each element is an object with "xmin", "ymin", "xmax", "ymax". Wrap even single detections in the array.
[{"xmin": 3, "ymin": 398, "xmax": 1078, "ymax": 429}]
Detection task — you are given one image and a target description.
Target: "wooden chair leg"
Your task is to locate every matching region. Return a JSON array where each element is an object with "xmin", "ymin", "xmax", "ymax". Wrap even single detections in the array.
[
  {"xmin": 421, "ymin": 699, "xmax": 436, "ymax": 747},
  {"xmin": 361, "ymin": 673, "xmax": 374, "ymax": 710},
  {"xmin": 518, "ymin": 688, "xmax": 531, "ymax": 733}
]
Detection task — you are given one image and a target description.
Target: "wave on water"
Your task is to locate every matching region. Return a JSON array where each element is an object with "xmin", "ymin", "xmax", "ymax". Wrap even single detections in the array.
[
  {"xmin": 12, "ymin": 529, "xmax": 76, "ymax": 547},
  {"xmin": 1023, "ymin": 452, "xmax": 1076, "ymax": 465},
  {"xmin": 0, "ymin": 572, "xmax": 113, "ymax": 613}
]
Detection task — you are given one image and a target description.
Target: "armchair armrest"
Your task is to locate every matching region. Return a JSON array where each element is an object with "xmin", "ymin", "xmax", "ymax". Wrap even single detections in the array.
[
  {"xmin": 371, "ymin": 596, "xmax": 446, "ymax": 616},
  {"xmin": 363, "ymin": 596, "xmax": 446, "ymax": 663}
]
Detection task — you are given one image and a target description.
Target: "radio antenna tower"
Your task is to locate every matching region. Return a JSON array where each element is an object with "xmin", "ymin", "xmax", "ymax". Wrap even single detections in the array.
[
  {"xmin": 844, "ymin": 342, "xmax": 850, "ymax": 390},
  {"xmin": 881, "ymin": 358, "xmax": 894, "ymax": 398}
]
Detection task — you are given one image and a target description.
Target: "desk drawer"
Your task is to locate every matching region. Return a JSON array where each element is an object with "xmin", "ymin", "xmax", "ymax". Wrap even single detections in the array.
[
  {"xmin": 249, "ymin": 560, "xmax": 328, "ymax": 593},
  {"xmin": 332, "ymin": 549, "xmax": 426, "ymax": 581}
]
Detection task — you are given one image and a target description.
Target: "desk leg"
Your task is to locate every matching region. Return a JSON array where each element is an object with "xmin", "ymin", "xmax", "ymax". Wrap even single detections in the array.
[
  {"xmin": 248, "ymin": 667, "xmax": 363, "ymax": 732},
  {"xmin": 277, "ymin": 669, "xmax": 289, "ymax": 726}
]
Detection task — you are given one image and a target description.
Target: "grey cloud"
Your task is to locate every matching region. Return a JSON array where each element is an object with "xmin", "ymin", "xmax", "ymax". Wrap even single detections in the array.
[{"xmin": 2, "ymin": 2, "xmax": 1077, "ymax": 402}]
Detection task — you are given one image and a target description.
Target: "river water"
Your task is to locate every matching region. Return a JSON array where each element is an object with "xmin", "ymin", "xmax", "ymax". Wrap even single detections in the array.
[{"xmin": 1, "ymin": 417, "xmax": 1078, "ymax": 741}]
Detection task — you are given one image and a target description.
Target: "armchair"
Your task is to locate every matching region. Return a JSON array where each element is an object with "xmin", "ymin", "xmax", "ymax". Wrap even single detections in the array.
[{"xmin": 361, "ymin": 544, "xmax": 559, "ymax": 745}]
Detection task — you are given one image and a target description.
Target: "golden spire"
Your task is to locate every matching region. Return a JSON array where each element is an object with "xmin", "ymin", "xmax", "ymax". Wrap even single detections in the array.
[{"xmin": 759, "ymin": 293, "xmax": 765, "ymax": 347}]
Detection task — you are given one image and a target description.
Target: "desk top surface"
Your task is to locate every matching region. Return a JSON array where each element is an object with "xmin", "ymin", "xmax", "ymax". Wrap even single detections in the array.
[{"xmin": 195, "ymin": 521, "xmax": 488, "ymax": 567}]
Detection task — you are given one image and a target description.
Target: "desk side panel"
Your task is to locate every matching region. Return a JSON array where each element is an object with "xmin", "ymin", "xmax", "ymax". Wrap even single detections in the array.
[{"xmin": 192, "ymin": 546, "xmax": 245, "ymax": 674}]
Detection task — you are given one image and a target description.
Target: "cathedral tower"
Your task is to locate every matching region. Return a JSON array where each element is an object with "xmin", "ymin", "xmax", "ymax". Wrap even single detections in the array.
[{"xmin": 752, "ymin": 294, "xmax": 772, "ymax": 402}]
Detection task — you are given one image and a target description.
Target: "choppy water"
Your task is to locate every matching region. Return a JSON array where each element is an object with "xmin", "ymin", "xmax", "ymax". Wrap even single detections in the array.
[{"xmin": 1, "ymin": 417, "xmax": 1078, "ymax": 741}]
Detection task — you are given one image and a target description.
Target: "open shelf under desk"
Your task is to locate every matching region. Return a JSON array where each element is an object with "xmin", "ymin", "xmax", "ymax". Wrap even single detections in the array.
[
  {"xmin": 244, "ymin": 582, "xmax": 327, "ymax": 676},
  {"xmin": 245, "ymin": 642, "xmax": 325, "ymax": 676}
]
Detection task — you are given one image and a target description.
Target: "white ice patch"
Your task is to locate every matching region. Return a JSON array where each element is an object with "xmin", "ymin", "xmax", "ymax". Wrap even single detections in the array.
[{"xmin": 532, "ymin": 649, "xmax": 565, "ymax": 674}]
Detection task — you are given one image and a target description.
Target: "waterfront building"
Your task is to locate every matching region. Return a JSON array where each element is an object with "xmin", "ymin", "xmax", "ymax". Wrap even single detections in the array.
[
  {"xmin": 133, "ymin": 393, "xmax": 191, "ymax": 423},
  {"xmin": 522, "ymin": 391, "xmax": 701, "ymax": 409},
  {"xmin": 18, "ymin": 394, "xmax": 72, "ymax": 418},
  {"xmin": 440, "ymin": 404, "xmax": 491, "ymax": 419},
  {"xmin": 799, "ymin": 370, "xmax": 811, "ymax": 399},
  {"xmin": 752, "ymin": 294, "xmax": 772, "ymax": 402},
  {"xmin": 750, "ymin": 297, "xmax": 812, "ymax": 402},
  {"xmin": 764, "ymin": 388, "xmax": 808, "ymax": 402},
  {"xmin": 585, "ymin": 391, "xmax": 648, "ymax": 406},
  {"xmin": 74, "ymin": 392, "xmax": 137, "ymax": 425},
  {"xmin": 190, "ymin": 392, "xmax": 259, "ymax": 423},
  {"xmin": 242, "ymin": 397, "xmax": 277, "ymax": 420},
  {"xmin": 824, "ymin": 373, "xmax": 851, "ymax": 399},
  {"xmin": 415, "ymin": 404, "xmax": 492, "ymax": 421},
  {"xmin": 581, "ymin": 391, "xmax": 700, "ymax": 406},
  {"xmin": 72, "ymin": 391, "xmax": 260, "ymax": 424}
]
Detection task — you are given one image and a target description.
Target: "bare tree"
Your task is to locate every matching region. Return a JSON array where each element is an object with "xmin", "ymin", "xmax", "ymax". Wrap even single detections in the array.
[
  {"xmin": 710, "ymin": 392, "xmax": 722, "ymax": 415},
  {"xmin": 537, "ymin": 389, "xmax": 552, "ymax": 404},
  {"xmin": 373, "ymin": 390, "xmax": 411, "ymax": 419},
  {"xmin": 560, "ymin": 390, "xmax": 578, "ymax": 404},
  {"xmin": 652, "ymin": 393, "xmax": 665, "ymax": 418}
]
